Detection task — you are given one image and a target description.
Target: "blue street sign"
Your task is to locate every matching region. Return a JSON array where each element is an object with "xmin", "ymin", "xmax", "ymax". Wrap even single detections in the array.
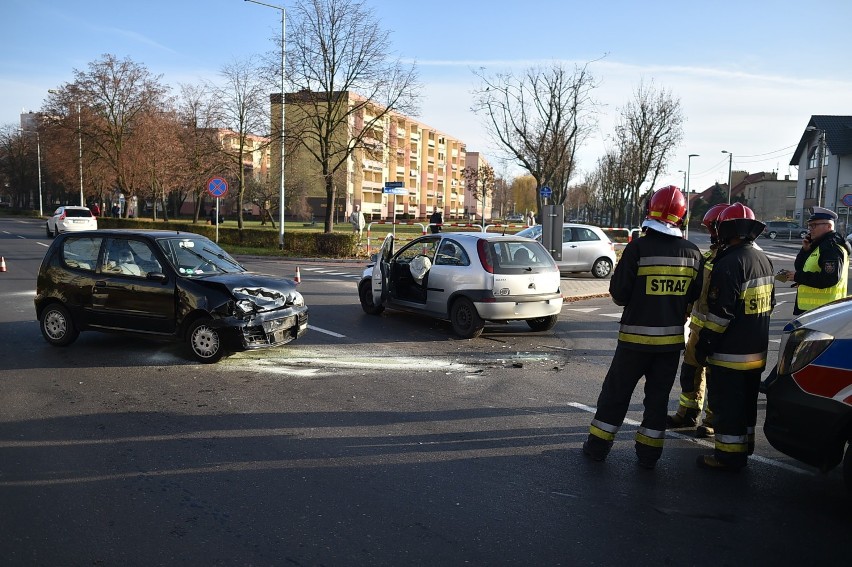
[
  {"xmin": 383, "ymin": 181, "xmax": 406, "ymax": 195},
  {"xmin": 385, "ymin": 181, "xmax": 404, "ymax": 188},
  {"xmin": 207, "ymin": 177, "xmax": 229, "ymax": 198},
  {"xmin": 842, "ymin": 193, "xmax": 852, "ymax": 207},
  {"xmin": 540, "ymin": 186, "xmax": 552, "ymax": 198}
]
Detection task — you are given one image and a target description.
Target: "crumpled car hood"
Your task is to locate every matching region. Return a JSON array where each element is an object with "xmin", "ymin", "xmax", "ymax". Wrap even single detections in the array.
[{"xmin": 203, "ymin": 272, "xmax": 301, "ymax": 310}]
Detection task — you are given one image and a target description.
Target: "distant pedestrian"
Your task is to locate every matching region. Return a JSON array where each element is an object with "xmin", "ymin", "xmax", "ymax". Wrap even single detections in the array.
[
  {"xmin": 350, "ymin": 205, "xmax": 366, "ymax": 238},
  {"xmin": 430, "ymin": 209, "xmax": 443, "ymax": 234},
  {"xmin": 527, "ymin": 211, "xmax": 535, "ymax": 227},
  {"xmin": 111, "ymin": 204, "xmax": 120, "ymax": 218}
]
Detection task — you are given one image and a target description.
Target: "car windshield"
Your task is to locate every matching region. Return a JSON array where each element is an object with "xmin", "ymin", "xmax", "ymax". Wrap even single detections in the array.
[
  {"xmin": 156, "ymin": 237, "xmax": 245, "ymax": 277},
  {"xmin": 515, "ymin": 225, "xmax": 542, "ymax": 239}
]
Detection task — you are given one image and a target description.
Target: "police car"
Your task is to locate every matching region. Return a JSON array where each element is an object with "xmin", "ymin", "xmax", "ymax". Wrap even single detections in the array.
[{"xmin": 763, "ymin": 296, "xmax": 852, "ymax": 492}]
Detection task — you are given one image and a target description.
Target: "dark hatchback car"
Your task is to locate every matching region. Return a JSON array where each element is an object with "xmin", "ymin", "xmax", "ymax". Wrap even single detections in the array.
[
  {"xmin": 35, "ymin": 230, "xmax": 308, "ymax": 363},
  {"xmin": 763, "ymin": 297, "xmax": 852, "ymax": 492}
]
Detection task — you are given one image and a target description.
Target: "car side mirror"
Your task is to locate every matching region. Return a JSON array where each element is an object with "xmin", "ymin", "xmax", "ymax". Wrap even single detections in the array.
[{"xmin": 369, "ymin": 253, "xmax": 378, "ymax": 263}]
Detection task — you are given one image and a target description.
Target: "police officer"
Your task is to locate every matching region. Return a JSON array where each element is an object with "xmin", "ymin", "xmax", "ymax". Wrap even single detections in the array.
[
  {"xmin": 695, "ymin": 203, "xmax": 775, "ymax": 471},
  {"xmin": 583, "ymin": 186, "xmax": 703, "ymax": 470},
  {"xmin": 667, "ymin": 203, "xmax": 729, "ymax": 437},
  {"xmin": 777, "ymin": 206, "xmax": 850, "ymax": 315}
]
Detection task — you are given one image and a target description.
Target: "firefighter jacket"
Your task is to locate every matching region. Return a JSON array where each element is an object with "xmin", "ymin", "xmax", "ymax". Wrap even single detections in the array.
[
  {"xmin": 793, "ymin": 231, "xmax": 850, "ymax": 314},
  {"xmin": 688, "ymin": 248, "xmax": 717, "ymax": 332},
  {"xmin": 696, "ymin": 242, "xmax": 775, "ymax": 371},
  {"xmin": 609, "ymin": 228, "xmax": 702, "ymax": 352}
]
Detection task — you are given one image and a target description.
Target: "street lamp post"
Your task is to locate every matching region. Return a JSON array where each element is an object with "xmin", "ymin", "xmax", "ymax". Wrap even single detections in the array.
[
  {"xmin": 722, "ymin": 150, "xmax": 733, "ymax": 204},
  {"xmin": 20, "ymin": 128, "xmax": 44, "ymax": 216},
  {"xmin": 686, "ymin": 154, "xmax": 698, "ymax": 239},
  {"xmin": 245, "ymin": 0, "xmax": 286, "ymax": 248}
]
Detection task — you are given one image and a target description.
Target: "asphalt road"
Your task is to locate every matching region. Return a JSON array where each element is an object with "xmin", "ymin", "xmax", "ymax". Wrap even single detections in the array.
[{"xmin": 0, "ymin": 216, "xmax": 847, "ymax": 566}]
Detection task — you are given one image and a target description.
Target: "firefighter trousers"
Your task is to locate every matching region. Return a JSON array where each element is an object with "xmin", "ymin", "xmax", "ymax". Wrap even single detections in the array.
[
  {"xmin": 675, "ymin": 326, "xmax": 713, "ymax": 424},
  {"xmin": 587, "ymin": 346, "xmax": 680, "ymax": 464},
  {"xmin": 705, "ymin": 364, "xmax": 762, "ymax": 469}
]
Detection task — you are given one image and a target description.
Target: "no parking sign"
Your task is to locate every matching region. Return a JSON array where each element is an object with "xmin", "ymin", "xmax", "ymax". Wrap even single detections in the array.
[{"xmin": 207, "ymin": 177, "xmax": 228, "ymax": 199}]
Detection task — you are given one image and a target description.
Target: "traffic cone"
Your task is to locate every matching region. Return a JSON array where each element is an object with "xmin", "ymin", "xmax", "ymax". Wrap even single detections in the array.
[
  {"xmin": 294, "ymin": 266, "xmax": 301, "ymax": 284},
  {"xmin": 0, "ymin": 257, "xmax": 6, "ymax": 272}
]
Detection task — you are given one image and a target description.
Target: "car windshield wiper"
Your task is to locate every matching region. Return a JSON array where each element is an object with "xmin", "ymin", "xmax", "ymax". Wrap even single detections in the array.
[{"xmin": 203, "ymin": 247, "xmax": 243, "ymax": 270}]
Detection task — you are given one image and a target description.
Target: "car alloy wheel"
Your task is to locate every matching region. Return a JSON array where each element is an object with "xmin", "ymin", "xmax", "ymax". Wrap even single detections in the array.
[
  {"xmin": 592, "ymin": 258, "xmax": 613, "ymax": 279},
  {"xmin": 450, "ymin": 297, "xmax": 484, "ymax": 339},
  {"xmin": 39, "ymin": 303, "xmax": 79, "ymax": 346},
  {"xmin": 768, "ymin": 231, "xmax": 778, "ymax": 239},
  {"xmin": 188, "ymin": 318, "xmax": 225, "ymax": 363}
]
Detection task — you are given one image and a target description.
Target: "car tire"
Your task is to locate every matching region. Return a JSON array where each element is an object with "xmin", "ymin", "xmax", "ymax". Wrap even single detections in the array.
[
  {"xmin": 591, "ymin": 258, "xmax": 613, "ymax": 279},
  {"xmin": 450, "ymin": 297, "xmax": 484, "ymax": 339},
  {"xmin": 526, "ymin": 314, "xmax": 558, "ymax": 332},
  {"xmin": 843, "ymin": 442, "xmax": 852, "ymax": 494},
  {"xmin": 187, "ymin": 318, "xmax": 225, "ymax": 363},
  {"xmin": 768, "ymin": 231, "xmax": 778, "ymax": 239},
  {"xmin": 39, "ymin": 303, "xmax": 79, "ymax": 346},
  {"xmin": 46, "ymin": 223, "xmax": 53, "ymax": 238},
  {"xmin": 358, "ymin": 280, "xmax": 384, "ymax": 315}
]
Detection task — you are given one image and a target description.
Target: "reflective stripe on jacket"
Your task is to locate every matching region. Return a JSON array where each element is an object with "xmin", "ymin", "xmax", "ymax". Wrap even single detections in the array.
[
  {"xmin": 697, "ymin": 243, "xmax": 775, "ymax": 371},
  {"xmin": 610, "ymin": 229, "xmax": 703, "ymax": 352}
]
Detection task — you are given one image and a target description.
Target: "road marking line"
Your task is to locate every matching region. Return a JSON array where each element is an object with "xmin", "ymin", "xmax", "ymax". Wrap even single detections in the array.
[
  {"xmin": 307, "ymin": 325, "xmax": 346, "ymax": 338},
  {"xmin": 566, "ymin": 402, "xmax": 810, "ymax": 475}
]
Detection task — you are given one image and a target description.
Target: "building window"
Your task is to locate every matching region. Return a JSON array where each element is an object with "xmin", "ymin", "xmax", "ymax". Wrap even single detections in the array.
[
  {"xmin": 808, "ymin": 147, "xmax": 819, "ymax": 169},
  {"xmin": 787, "ymin": 186, "xmax": 796, "ymax": 197},
  {"xmin": 805, "ymin": 178, "xmax": 815, "ymax": 199}
]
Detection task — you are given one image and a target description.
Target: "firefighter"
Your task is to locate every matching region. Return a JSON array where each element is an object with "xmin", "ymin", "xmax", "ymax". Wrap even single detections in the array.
[
  {"xmin": 695, "ymin": 203, "xmax": 775, "ymax": 471},
  {"xmin": 777, "ymin": 206, "xmax": 849, "ymax": 315},
  {"xmin": 583, "ymin": 186, "xmax": 703, "ymax": 470},
  {"xmin": 666, "ymin": 203, "xmax": 729, "ymax": 437}
]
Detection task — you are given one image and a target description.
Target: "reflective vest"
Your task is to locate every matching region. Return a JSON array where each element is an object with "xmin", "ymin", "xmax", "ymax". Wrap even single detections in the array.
[
  {"xmin": 688, "ymin": 250, "xmax": 716, "ymax": 330},
  {"xmin": 797, "ymin": 245, "xmax": 849, "ymax": 311}
]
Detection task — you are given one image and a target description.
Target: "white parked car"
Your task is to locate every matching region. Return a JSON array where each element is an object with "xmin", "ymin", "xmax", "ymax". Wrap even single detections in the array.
[
  {"xmin": 46, "ymin": 206, "xmax": 97, "ymax": 237},
  {"xmin": 516, "ymin": 223, "xmax": 617, "ymax": 278},
  {"xmin": 358, "ymin": 232, "xmax": 563, "ymax": 338}
]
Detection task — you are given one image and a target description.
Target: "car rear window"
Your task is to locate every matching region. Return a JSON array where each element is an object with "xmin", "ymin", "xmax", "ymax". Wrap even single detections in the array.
[
  {"xmin": 64, "ymin": 209, "xmax": 93, "ymax": 218},
  {"xmin": 485, "ymin": 240, "xmax": 557, "ymax": 273}
]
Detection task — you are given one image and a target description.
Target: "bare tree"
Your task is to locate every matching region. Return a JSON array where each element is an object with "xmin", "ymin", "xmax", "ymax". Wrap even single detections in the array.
[
  {"xmin": 612, "ymin": 80, "xmax": 684, "ymax": 227},
  {"xmin": 212, "ymin": 59, "xmax": 270, "ymax": 232},
  {"xmin": 176, "ymin": 83, "xmax": 230, "ymax": 223},
  {"xmin": 462, "ymin": 163, "xmax": 495, "ymax": 222},
  {"xmin": 284, "ymin": 0, "xmax": 420, "ymax": 233},
  {"xmin": 472, "ymin": 62, "xmax": 598, "ymax": 217},
  {"xmin": 44, "ymin": 54, "xmax": 171, "ymax": 214}
]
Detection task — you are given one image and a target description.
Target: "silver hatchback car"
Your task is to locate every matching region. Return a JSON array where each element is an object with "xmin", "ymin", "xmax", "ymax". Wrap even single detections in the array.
[
  {"xmin": 358, "ymin": 232, "xmax": 563, "ymax": 338},
  {"xmin": 515, "ymin": 223, "xmax": 617, "ymax": 278}
]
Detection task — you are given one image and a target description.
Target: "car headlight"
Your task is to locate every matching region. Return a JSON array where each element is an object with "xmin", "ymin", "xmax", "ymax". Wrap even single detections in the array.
[
  {"xmin": 288, "ymin": 291, "xmax": 304, "ymax": 307},
  {"xmin": 777, "ymin": 328, "xmax": 834, "ymax": 375}
]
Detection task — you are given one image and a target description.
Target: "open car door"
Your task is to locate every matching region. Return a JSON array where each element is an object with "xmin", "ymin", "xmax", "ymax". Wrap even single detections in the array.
[{"xmin": 371, "ymin": 234, "xmax": 394, "ymax": 306}]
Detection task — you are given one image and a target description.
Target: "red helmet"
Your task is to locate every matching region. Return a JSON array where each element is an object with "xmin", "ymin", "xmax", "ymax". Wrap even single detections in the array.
[
  {"xmin": 702, "ymin": 203, "xmax": 730, "ymax": 238},
  {"xmin": 646, "ymin": 185, "xmax": 686, "ymax": 227},
  {"xmin": 717, "ymin": 203, "xmax": 765, "ymax": 241}
]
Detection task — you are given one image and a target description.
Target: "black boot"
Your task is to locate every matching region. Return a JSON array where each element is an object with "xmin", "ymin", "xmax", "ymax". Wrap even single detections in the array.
[{"xmin": 665, "ymin": 408, "xmax": 699, "ymax": 429}]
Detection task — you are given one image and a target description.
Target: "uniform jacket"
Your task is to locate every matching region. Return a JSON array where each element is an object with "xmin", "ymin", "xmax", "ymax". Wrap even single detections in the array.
[
  {"xmin": 697, "ymin": 242, "xmax": 775, "ymax": 371},
  {"xmin": 609, "ymin": 228, "xmax": 702, "ymax": 352},
  {"xmin": 793, "ymin": 231, "xmax": 850, "ymax": 314}
]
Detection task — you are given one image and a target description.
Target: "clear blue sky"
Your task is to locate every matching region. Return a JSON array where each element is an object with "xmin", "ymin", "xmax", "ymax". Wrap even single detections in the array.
[{"xmin": 3, "ymin": 0, "xmax": 851, "ymax": 192}]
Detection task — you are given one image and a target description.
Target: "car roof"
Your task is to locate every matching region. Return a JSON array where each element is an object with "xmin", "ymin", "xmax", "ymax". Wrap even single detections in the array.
[{"xmin": 57, "ymin": 229, "xmax": 207, "ymax": 239}]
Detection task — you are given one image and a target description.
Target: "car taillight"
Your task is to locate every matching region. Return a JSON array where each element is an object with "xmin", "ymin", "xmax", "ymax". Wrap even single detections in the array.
[
  {"xmin": 476, "ymin": 240, "xmax": 493, "ymax": 273},
  {"xmin": 59, "ymin": 212, "xmax": 67, "ymax": 220}
]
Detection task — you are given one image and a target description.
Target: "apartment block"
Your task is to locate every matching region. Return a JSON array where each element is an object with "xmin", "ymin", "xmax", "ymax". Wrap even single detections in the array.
[{"xmin": 273, "ymin": 91, "xmax": 472, "ymax": 222}]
